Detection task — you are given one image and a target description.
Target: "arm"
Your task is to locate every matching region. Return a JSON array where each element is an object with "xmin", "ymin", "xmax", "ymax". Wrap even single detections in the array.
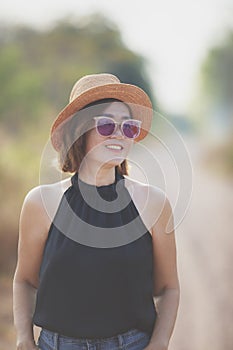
[
  {"xmin": 146, "ymin": 194, "xmax": 180, "ymax": 350},
  {"xmin": 13, "ymin": 188, "xmax": 49, "ymax": 350},
  {"xmin": 13, "ymin": 281, "xmax": 38, "ymax": 349}
]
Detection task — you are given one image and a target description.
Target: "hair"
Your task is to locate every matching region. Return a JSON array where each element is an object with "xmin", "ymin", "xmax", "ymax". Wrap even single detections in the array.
[{"xmin": 58, "ymin": 98, "xmax": 131, "ymax": 175}]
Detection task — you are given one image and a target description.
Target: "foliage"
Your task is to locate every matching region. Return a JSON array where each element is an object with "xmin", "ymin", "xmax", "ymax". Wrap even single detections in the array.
[
  {"xmin": 0, "ymin": 14, "xmax": 155, "ymax": 132},
  {"xmin": 200, "ymin": 32, "xmax": 233, "ymax": 108},
  {"xmin": 0, "ymin": 14, "xmax": 156, "ymax": 271},
  {"xmin": 191, "ymin": 30, "xmax": 233, "ymax": 175},
  {"xmin": 194, "ymin": 31, "xmax": 233, "ymax": 127}
]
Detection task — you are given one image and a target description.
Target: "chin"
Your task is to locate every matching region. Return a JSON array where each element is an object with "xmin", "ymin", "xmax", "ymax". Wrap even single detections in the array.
[{"xmin": 104, "ymin": 157, "xmax": 126, "ymax": 167}]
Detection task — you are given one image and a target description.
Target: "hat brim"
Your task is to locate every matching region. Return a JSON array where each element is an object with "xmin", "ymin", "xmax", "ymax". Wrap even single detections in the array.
[{"xmin": 51, "ymin": 83, "xmax": 153, "ymax": 151}]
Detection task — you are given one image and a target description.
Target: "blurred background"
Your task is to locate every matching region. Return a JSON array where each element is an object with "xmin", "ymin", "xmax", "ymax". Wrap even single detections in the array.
[{"xmin": 1, "ymin": 0, "xmax": 233, "ymax": 349}]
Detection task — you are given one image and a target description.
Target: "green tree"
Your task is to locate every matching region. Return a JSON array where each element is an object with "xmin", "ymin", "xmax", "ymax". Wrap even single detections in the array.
[
  {"xmin": 192, "ymin": 30, "xmax": 233, "ymax": 175},
  {"xmin": 0, "ymin": 13, "xmax": 155, "ymax": 134},
  {"xmin": 0, "ymin": 14, "xmax": 157, "ymax": 272},
  {"xmin": 194, "ymin": 31, "xmax": 233, "ymax": 132}
]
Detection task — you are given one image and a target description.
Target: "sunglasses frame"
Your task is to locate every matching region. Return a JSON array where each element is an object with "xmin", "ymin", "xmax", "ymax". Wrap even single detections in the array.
[{"xmin": 93, "ymin": 116, "xmax": 142, "ymax": 139}]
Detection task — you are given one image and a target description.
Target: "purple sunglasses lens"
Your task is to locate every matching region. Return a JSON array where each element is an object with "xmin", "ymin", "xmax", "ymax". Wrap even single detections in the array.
[
  {"xmin": 96, "ymin": 118, "xmax": 115, "ymax": 136},
  {"xmin": 122, "ymin": 121, "xmax": 140, "ymax": 138},
  {"xmin": 96, "ymin": 117, "xmax": 141, "ymax": 138}
]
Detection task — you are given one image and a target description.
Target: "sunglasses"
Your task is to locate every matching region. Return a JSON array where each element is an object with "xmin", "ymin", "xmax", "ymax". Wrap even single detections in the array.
[{"xmin": 93, "ymin": 116, "xmax": 142, "ymax": 139}]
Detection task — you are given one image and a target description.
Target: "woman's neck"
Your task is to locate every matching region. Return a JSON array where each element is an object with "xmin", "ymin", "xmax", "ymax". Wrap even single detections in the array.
[{"xmin": 78, "ymin": 163, "xmax": 116, "ymax": 187}]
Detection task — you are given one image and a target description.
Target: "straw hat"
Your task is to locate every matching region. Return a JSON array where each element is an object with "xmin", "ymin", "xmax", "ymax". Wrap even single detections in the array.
[{"xmin": 50, "ymin": 73, "xmax": 153, "ymax": 151}]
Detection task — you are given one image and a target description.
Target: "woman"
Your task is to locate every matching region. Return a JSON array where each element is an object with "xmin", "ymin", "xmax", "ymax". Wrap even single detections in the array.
[{"xmin": 13, "ymin": 73, "xmax": 180, "ymax": 350}]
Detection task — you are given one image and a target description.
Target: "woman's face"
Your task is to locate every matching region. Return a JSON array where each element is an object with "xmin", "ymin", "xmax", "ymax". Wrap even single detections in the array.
[{"xmin": 83, "ymin": 101, "xmax": 134, "ymax": 168}]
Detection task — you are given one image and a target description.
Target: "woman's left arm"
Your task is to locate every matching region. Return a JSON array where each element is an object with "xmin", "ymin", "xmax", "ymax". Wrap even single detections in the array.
[{"xmin": 145, "ymin": 192, "xmax": 180, "ymax": 350}]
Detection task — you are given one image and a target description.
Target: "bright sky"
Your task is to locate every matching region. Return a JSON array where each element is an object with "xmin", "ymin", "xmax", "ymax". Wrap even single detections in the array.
[{"xmin": 1, "ymin": 0, "xmax": 233, "ymax": 114}]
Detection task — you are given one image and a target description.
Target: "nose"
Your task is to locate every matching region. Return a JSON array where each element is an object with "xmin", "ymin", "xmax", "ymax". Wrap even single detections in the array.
[{"xmin": 110, "ymin": 123, "xmax": 124, "ymax": 138}]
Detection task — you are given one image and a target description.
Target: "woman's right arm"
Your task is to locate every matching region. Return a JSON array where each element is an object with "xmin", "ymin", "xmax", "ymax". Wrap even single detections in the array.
[{"xmin": 13, "ymin": 187, "xmax": 50, "ymax": 350}]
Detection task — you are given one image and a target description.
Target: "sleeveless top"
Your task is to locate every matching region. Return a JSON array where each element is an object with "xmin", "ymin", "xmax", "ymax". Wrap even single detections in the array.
[{"xmin": 33, "ymin": 167, "xmax": 157, "ymax": 339}]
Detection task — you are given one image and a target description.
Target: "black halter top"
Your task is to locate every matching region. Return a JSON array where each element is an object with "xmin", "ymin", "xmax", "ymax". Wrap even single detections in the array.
[{"xmin": 33, "ymin": 167, "xmax": 157, "ymax": 338}]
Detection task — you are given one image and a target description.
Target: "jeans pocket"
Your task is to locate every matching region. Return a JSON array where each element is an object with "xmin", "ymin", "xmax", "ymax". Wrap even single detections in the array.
[
  {"xmin": 125, "ymin": 331, "xmax": 150, "ymax": 350},
  {"xmin": 37, "ymin": 329, "xmax": 54, "ymax": 350}
]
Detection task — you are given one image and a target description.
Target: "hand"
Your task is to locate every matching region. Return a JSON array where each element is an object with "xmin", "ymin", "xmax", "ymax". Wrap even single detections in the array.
[
  {"xmin": 16, "ymin": 339, "xmax": 40, "ymax": 350},
  {"xmin": 144, "ymin": 346, "xmax": 167, "ymax": 350},
  {"xmin": 144, "ymin": 341, "xmax": 168, "ymax": 350}
]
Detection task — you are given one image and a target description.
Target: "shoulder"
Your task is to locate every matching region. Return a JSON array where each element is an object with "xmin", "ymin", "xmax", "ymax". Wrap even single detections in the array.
[
  {"xmin": 123, "ymin": 175, "xmax": 173, "ymax": 234},
  {"xmin": 22, "ymin": 176, "xmax": 72, "ymax": 227},
  {"xmin": 123, "ymin": 174, "xmax": 167, "ymax": 208}
]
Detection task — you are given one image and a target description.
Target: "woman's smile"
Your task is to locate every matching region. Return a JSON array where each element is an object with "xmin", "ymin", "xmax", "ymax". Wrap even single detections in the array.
[{"xmin": 105, "ymin": 143, "xmax": 124, "ymax": 151}]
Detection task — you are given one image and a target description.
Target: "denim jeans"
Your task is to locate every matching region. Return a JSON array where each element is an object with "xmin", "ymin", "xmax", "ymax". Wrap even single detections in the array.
[{"xmin": 37, "ymin": 327, "xmax": 151, "ymax": 350}]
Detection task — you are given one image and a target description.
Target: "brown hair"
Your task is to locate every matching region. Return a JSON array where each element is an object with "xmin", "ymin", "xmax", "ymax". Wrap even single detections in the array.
[{"xmin": 57, "ymin": 99, "xmax": 131, "ymax": 175}]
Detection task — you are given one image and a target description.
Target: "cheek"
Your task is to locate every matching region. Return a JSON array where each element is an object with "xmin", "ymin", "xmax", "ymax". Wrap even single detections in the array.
[
  {"xmin": 125, "ymin": 140, "xmax": 134, "ymax": 152},
  {"xmin": 85, "ymin": 129, "xmax": 104, "ymax": 154}
]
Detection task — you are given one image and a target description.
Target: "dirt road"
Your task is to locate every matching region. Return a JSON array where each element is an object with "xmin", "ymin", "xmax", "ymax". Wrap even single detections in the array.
[{"xmin": 170, "ymin": 135, "xmax": 233, "ymax": 350}]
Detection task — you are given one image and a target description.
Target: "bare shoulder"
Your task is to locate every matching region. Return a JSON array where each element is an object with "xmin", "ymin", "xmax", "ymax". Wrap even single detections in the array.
[
  {"xmin": 25, "ymin": 176, "xmax": 72, "ymax": 201},
  {"xmin": 22, "ymin": 176, "xmax": 72, "ymax": 232},
  {"xmin": 15, "ymin": 177, "xmax": 72, "ymax": 287},
  {"xmin": 123, "ymin": 175, "xmax": 170, "ymax": 235},
  {"xmin": 123, "ymin": 174, "xmax": 167, "ymax": 210}
]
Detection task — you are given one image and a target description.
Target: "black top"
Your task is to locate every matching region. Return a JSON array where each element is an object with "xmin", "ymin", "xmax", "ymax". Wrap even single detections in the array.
[{"xmin": 33, "ymin": 167, "xmax": 157, "ymax": 339}]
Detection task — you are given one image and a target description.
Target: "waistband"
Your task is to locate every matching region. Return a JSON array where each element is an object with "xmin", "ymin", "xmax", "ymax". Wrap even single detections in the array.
[{"xmin": 38, "ymin": 327, "xmax": 150, "ymax": 348}]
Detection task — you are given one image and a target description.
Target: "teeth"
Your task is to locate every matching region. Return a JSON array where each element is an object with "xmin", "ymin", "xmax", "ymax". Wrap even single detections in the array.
[{"xmin": 106, "ymin": 145, "xmax": 122, "ymax": 150}]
